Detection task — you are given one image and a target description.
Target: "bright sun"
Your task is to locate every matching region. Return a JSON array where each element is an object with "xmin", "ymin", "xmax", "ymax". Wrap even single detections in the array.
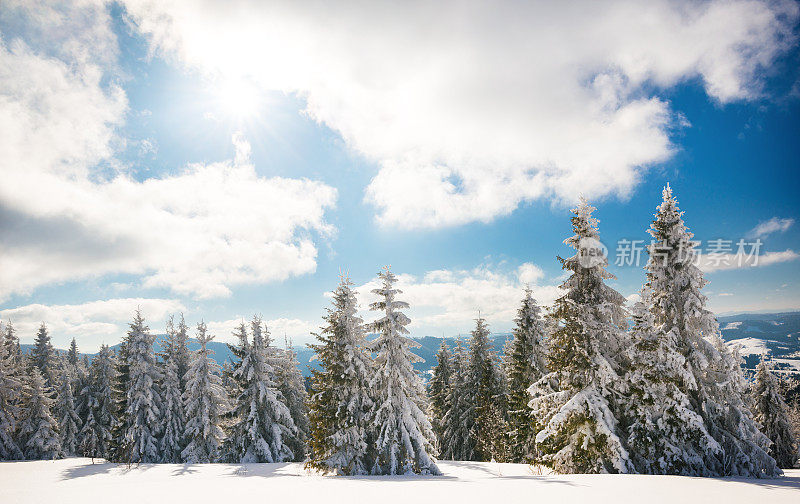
[{"xmin": 216, "ymin": 78, "xmax": 262, "ymax": 119}]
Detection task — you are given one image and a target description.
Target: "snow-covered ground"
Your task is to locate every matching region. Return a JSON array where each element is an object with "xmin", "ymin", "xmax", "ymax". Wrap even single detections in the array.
[
  {"xmin": 1, "ymin": 458, "xmax": 798, "ymax": 504},
  {"xmin": 728, "ymin": 337, "xmax": 769, "ymax": 356}
]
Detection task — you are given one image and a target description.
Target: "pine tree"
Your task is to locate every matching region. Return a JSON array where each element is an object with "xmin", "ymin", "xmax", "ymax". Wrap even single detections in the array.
[
  {"xmin": 642, "ymin": 185, "xmax": 778, "ymax": 477},
  {"xmin": 182, "ymin": 322, "xmax": 227, "ymax": 463},
  {"xmin": 440, "ymin": 339, "xmax": 471, "ymax": 460},
  {"xmin": 0, "ymin": 329, "xmax": 23, "ymax": 460},
  {"xmin": 429, "ymin": 339, "xmax": 453, "ymax": 448},
  {"xmin": 528, "ymin": 198, "xmax": 631, "ymax": 474},
  {"xmin": 159, "ymin": 315, "xmax": 187, "ymax": 462},
  {"xmin": 68, "ymin": 338, "xmax": 79, "ymax": 368},
  {"xmin": 3, "ymin": 321, "xmax": 21, "ymax": 364},
  {"xmin": 55, "ymin": 373, "xmax": 81, "ymax": 456},
  {"xmin": 79, "ymin": 345, "xmax": 116, "ymax": 460},
  {"xmin": 160, "ymin": 352, "xmax": 185, "ymax": 462},
  {"xmin": 124, "ymin": 310, "xmax": 162, "ymax": 463},
  {"xmin": 369, "ymin": 267, "xmax": 440, "ymax": 475},
  {"xmin": 173, "ymin": 314, "xmax": 191, "ymax": 393},
  {"xmin": 275, "ymin": 340, "xmax": 310, "ymax": 462},
  {"xmin": 306, "ymin": 277, "xmax": 375, "ymax": 474},
  {"xmin": 19, "ymin": 368, "xmax": 61, "ymax": 460},
  {"xmin": 505, "ymin": 288, "xmax": 548, "ymax": 463},
  {"xmin": 221, "ymin": 317, "xmax": 293, "ymax": 463},
  {"xmin": 108, "ymin": 336, "xmax": 131, "ymax": 462},
  {"xmin": 31, "ymin": 323, "xmax": 56, "ymax": 387},
  {"xmin": 623, "ymin": 291, "xmax": 718, "ymax": 475},
  {"xmin": 464, "ymin": 317, "xmax": 507, "ymax": 462},
  {"xmin": 752, "ymin": 359, "xmax": 798, "ymax": 468}
]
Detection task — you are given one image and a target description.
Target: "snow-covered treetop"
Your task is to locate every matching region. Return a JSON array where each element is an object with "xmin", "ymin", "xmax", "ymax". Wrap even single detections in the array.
[
  {"xmin": 333, "ymin": 275, "xmax": 367, "ymax": 345},
  {"xmin": 558, "ymin": 198, "xmax": 625, "ymax": 311},
  {"xmin": 370, "ymin": 266, "xmax": 414, "ymax": 342}
]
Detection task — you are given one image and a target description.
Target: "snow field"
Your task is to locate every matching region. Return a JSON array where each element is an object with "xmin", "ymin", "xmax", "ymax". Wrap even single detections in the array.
[{"xmin": 2, "ymin": 458, "xmax": 798, "ymax": 504}]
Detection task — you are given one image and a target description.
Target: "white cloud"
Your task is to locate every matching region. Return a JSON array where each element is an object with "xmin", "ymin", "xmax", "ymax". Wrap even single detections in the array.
[
  {"xmin": 700, "ymin": 249, "xmax": 799, "ymax": 273},
  {"xmin": 0, "ymin": 298, "xmax": 186, "ymax": 351},
  {"xmin": 353, "ymin": 263, "xmax": 560, "ymax": 335},
  {"xmin": 517, "ymin": 262, "xmax": 545, "ymax": 285},
  {"xmin": 123, "ymin": 0, "xmax": 798, "ymax": 228},
  {"xmin": 0, "ymin": 3, "xmax": 338, "ymax": 301},
  {"xmin": 204, "ymin": 316, "xmax": 318, "ymax": 346},
  {"xmin": 747, "ymin": 217, "xmax": 795, "ymax": 238}
]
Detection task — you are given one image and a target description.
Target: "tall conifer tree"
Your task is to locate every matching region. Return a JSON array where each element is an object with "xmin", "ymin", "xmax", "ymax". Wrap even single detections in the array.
[
  {"xmin": 19, "ymin": 368, "xmax": 61, "ymax": 460},
  {"xmin": 505, "ymin": 288, "xmax": 548, "ymax": 463},
  {"xmin": 124, "ymin": 310, "xmax": 162, "ymax": 463},
  {"xmin": 31, "ymin": 323, "xmax": 56, "ymax": 387},
  {"xmin": 440, "ymin": 340, "xmax": 471, "ymax": 460},
  {"xmin": 55, "ymin": 374, "xmax": 81, "ymax": 456},
  {"xmin": 641, "ymin": 185, "xmax": 778, "ymax": 477},
  {"xmin": 222, "ymin": 317, "xmax": 294, "ymax": 463},
  {"xmin": 369, "ymin": 267, "xmax": 440, "ymax": 475},
  {"xmin": 752, "ymin": 359, "xmax": 798, "ymax": 468},
  {"xmin": 0, "ymin": 330, "xmax": 23, "ymax": 460},
  {"xmin": 528, "ymin": 198, "xmax": 631, "ymax": 474},
  {"xmin": 79, "ymin": 345, "xmax": 116, "ymax": 460},
  {"xmin": 181, "ymin": 322, "xmax": 227, "ymax": 463},
  {"xmin": 307, "ymin": 277, "xmax": 375, "ymax": 474},
  {"xmin": 429, "ymin": 340, "xmax": 453, "ymax": 448}
]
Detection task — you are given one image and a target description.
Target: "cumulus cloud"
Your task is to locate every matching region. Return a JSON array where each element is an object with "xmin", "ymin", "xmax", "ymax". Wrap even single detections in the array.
[
  {"xmin": 0, "ymin": 298, "xmax": 186, "ymax": 351},
  {"xmin": 353, "ymin": 263, "xmax": 560, "ymax": 335},
  {"xmin": 0, "ymin": 2, "xmax": 337, "ymax": 301},
  {"xmin": 747, "ymin": 217, "xmax": 795, "ymax": 238},
  {"xmin": 205, "ymin": 316, "xmax": 319, "ymax": 346},
  {"xmin": 123, "ymin": 0, "xmax": 798, "ymax": 228},
  {"xmin": 699, "ymin": 249, "xmax": 799, "ymax": 273}
]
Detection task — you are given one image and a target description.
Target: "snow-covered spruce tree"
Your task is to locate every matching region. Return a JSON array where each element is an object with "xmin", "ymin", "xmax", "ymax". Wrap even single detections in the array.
[
  {"xmin": 79, "ymin": 345, "xmax": 116, "ymax": 460},
  {"xmin": 306, "ymin": 277, "xmax": 375, "ymax": 474},
  {"xmin": 160, "ymin": 352, "xmax": 185, "ymax": 462},
  {"xmin": 173, "ymin": 314, "xmax": 192, "ymax": 393},
  {"xmin": 704, "ymin": 336, "xmax": 777, "ymax": 476},
  {"xmin": 68, "ymin": 338, "xmax": 79, "ymax": 368},
  {"xmin": 505, "ymin": 288, "xmax": 548, "ymax": 463},
  {"xmin": 222, "ymin": 317, "xmax": 295, "ymax": 463},
  {"xmin": 429, "ymin": 339, "xmax": 453, "ymax": 447},
  {"xmin": 108, "ymin": 333, "xmax": 131, "ymax": 462},
  {"xmin": 275, "ymin": 340, "xmax": 310, "ymax": 461},
  {"xmin": 369, "ymin": 267, "xmax": 440, "ymax": 475},
  {"xmin": 159, "ymin": 315, "xmax": 187, "ymax": 462},
  {"xmin": 181, "ymin": 322, "xmax": 227, "ymax": 463},
  {"xmin": 55, "ymin": 373, "xmax": 81, "ymax": 456},
  {"xmin": 642, "ymin": 185, "xmax": 778, "ymax": 477},
  {"xmin": 528, "ymin": 198, "xmax": 631, "ymax": 474},
  {"xmin": 31, "ymin": 323, "xmax": 56, "ymax": 387},
  {"xmin": 440, "ymin": 339, "xmax": 471, "ymax": 460},
  {"xmin": 0, "ymin": 331, "xmax": 23, "ymax": 460},
  {"xmin": 464, "ymin": 317, "xmax": 508, "ymax": 462},
  {"xmin": 752, "ymin": 359, "xmax": 798, "ymax": 468},
  {"xmin": 3, "ymin": 321, "xmax": 22, "ymax": 361},
  {"xmin": 623, "ymin": 290, "xmax": 718, "ymax": 475},
  {"xmin": 124, "ymin": 310, "xmax": 162, "ymax": 463},
  {"xmin": 19, "ymin": 368, "xmax": 61, "ymax": 460}
]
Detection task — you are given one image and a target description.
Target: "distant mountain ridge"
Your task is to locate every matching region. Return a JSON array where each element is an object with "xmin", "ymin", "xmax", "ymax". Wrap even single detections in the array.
[{"xmin": 20, "ymin": 311, "xmax": 800, "ymax": 378}]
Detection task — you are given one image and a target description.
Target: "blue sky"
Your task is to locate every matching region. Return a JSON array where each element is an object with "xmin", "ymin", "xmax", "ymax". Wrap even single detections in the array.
[{"xmin": 1, "ymin": 1, "xmax": 799, "ymax": 351}]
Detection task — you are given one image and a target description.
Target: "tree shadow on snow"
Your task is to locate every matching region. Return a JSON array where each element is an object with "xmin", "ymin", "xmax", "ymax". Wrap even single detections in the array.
[
  {"xmin": 438, "ymin": 461, "xmax": 576, "ymax": 485},
  {"xmin": 719, "ymin": 471, "xmax": 800, "ymax": 490},
  {"xmin": 59, "ymin": 461, "xmax": 115, "ymax": 480},
  {"xmin": 223, "ymin": 463, "xmax": 300, "ymax": 478},
  {"xmin": 171, "ymin": 464, "xmax": 200, "ymax": 476}
]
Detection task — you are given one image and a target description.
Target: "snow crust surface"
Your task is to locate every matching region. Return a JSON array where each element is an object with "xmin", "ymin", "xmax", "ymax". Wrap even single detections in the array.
[{"xmin": 2, "ymin": 458, "xmax": 798, "ymax": 504}]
